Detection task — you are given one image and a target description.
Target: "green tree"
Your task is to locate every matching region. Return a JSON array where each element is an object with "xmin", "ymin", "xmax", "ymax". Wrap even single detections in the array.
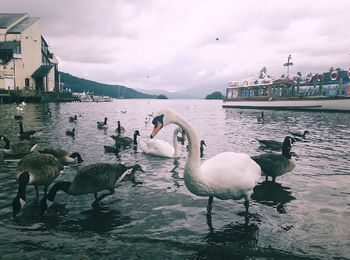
[{"xmin": 205, "ymin": 91, "xmax": 224, "ymax": 100}]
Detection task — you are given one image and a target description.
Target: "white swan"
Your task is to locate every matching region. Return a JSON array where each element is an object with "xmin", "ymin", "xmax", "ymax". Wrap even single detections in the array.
[
  {"xmin": 150, "ymin": 109, "xmax": 261, "ymax": 213},
  {"xmin": 139, "ymin": 127, "xmax": 184, "ymax": 158}
]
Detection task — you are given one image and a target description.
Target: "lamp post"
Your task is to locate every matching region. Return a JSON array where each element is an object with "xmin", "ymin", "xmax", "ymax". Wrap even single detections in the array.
[{"xmin": 283, "ymin": 54, "xmax": 293, "ymax": 78}]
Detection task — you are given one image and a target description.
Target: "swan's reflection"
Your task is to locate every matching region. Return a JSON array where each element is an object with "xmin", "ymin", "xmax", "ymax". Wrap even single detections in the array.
[
  {"xmin": 251, "ymin": 181, "xmax": 295, "ymax": 213},
  {"xmin": 200, "ymin": 214, "xmax": 259, "ymax": 258}
]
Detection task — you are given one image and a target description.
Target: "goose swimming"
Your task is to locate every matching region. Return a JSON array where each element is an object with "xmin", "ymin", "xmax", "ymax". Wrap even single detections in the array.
[
  {"xmin": 139, "ymin": 127, "xmax": 184, "ymax": 158},
  {"xmin": 97, "ymin": 117, "xmax": 108, "ymax": 129},
  {"xmin": 252, "ymin": 136, "xmax": 296, "ymax": 182},
  {"xmin": 150, "ymin": 108, "xmax": 261, "ymax": 214},
  {"xmin": 0, "ymin": 136, "xmax": 37, "ymax": 157}
]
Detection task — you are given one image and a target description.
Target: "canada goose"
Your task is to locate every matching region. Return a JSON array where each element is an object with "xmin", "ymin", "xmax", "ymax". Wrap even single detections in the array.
[
  {"xmin": 200, "ymin": 140, "xmax": 206, "ymax": 158},
  {"xmin": 251, "ymin": 136, "xmax": 296, "ymax": 182},
  {"xmin": 19, "ymin": 122, "xmax": 42, "ymax": 140},
  {"xmin": 115, "ymin": 121, "xmax": 125, "ymax": 135},
  {"xmin": 289, "ymin": 130, "xmax": 309, "ymax": 139},
  {"xmin": 69, "ymin": 115, "xmax": 77, "ymax": 122},
  {"xmin": 40, "ymin": 163, "xmax": 144, "ymax": 213},
  {"xmin": 111, "ymin": 130, "xmax": 140, "ymax": 147},
  {"xmin": 97, "ymin": 117, "xmax": 108, "ymax": 129},
  {"xmin": 150, "ymin": 109, "xmax": 261, "ymax": 214},
  {"xmin": 257, "ymin": 112, "xmax": 264, "ymax": 123},
  {"xmin": 0, "ymin": 135, "xmax": 37, "ymax": 157},
  {"xmin": 177, "ymin": 130, "xmax": 186, "ymax": 145},
  {"xmin": 257, "ymin": 138, "xmax": 296, "ymax": 150},
  {"xmin": 104, "ymin": 145, "xmax": 120, "ymax": 154},
  {"xmin": 14, "ymin": 115, "xmax": 23, "ymax": 120},
  {"xmin": 12, "ymin": 153, "xmax": 63, "ymax": 217},
  {"xmin": 39, "ymin": 148, "xmax": 83, "ymax": 164},
  {"xmin": 65, "ymin": 128, "xmax": 75, "ymax": 137}
]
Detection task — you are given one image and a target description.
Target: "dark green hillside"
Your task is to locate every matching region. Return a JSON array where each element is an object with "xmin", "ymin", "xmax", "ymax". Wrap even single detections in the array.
[{"xmin": 60, "ymin": 72, "xmax": 158, "ymax": 99}]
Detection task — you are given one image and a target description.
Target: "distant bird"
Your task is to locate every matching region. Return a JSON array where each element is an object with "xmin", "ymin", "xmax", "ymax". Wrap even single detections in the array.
[
  {"xmin": 69, "ymin": 115, "xmax": 77, "ymax": 122},
  {"xmin": 18, "ymin": 122, "xmax": 42, "ymax": 140},
  {"xmin": 14, "ymin": 114, "xmax": 23, "ymax": 120},
  {"xmin": 257, "ymin": 112, "xmax": 264, "ymax": 123},
  {"xmin": 0, "ymin": 135, "xmax": 37, "ymax": 157},
  {"xmin": 289, "ymin": 130, "xmax": 309, "ymax": 139},
  {"xmin": 21, "ymin": 101, "xmax": 26, "ymax": 106},
  {"xmin": 65, "ymin": 128, "xmax": 75, "ymax": 137},
  {"xmin": 39, "ymin": 148, "xmax": 83, "ymax": 164},
  {"xmin": 12, "ymin": 153, "xmax": 63, "ymax": 217},
  {"xmin": 257, "ymin": 137, "xmax": 296, "ymax": 151},
  {"xmin": 115, "ymin": 121, "xmax": 125, "ymax": 135},
  {"xmin": 216, "ymin": 37, "xmax": 219, "ymax": 41},
  {"xmin": 40, "ymin": 163, "xmax": 144, "ymax": 213},
  {"xmin": 120, "ymin": 110, "xmax": 127, "ymax": 114},
  {"xmin": 252, "ymin": 136, "xmax": 296, "ymax": 182},
  {"xmin": 97, "ymin": 117, "xmax": 108, "ymax": 129},
  {"xmin": 176, "ymin": 130, "xmax": 186, "ymax": 145},
  {"xmin": 111, "ymin": 130, "xmax": 140, "ymax": 147},
  {"xmin": 150, "ymin": 108, "xmax": 261, "ymax": 214},
  {"xmin": 200, "ymin": 140, "xmax": 206, "ymax": 158}
]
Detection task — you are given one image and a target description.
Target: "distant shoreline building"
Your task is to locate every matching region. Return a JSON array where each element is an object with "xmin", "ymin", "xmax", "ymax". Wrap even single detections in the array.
[{"xmin": 0, "ymin": 13, "xmax": 59, "ymax": 92}]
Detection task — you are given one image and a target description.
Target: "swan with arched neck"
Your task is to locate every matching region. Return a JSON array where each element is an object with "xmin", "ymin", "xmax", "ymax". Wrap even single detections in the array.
[
  {"xmin": 139, "ymin": 127, "xmax": 184, "ymax": 158},
  {"xmin": 150, "ymin": 108, "xmax": 261, "ymax": 213}
]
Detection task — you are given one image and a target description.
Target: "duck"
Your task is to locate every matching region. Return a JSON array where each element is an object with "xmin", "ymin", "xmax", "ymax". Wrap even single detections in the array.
[
  {"xmin": 0, "ymin": 135, "xmax": 37, "ymax": 157},
  {"xmin": 139, "ymin": 127, "xmax": 184, "ymax": 158},
  {"xmin": 39, "ymin": 148, "xmax": 84, "ymax": 164},
  {"xmin": 65, "ymin": 128, "xmax": 75, "ymax": 137},
  {"xmin": 200, "ymin": 140, "xmax": 206, "ymax": 158},
  {"xmin": 251, "ymin": 136, "xmax": 296, "ymax": 182},
  {"xmin": 111, "ymin": 130, "xmax": 140, "ymax": 147},
  {"xmin": 257, "ymin": 137, "xmax": 296, "ymax": 150},
  {"xmin": 18, "ymin": 122, "xmax": 42, "ymax": 140},
  {"xmin": 120, "ymin": 110, "xmax": 127, "ymax": 114},
  {"xmin": 115, "ymin": 121, "xmax": 125, "ymax": 135},
  {"xmin": 97, "ymin": 117, "xmax": 108, "ymax": 129},
  {"xmin": 40, "ymin": 163, "xmax": 144, "ymax": 213},
  {"xmin": 69, "ymin": 115, "xmax": 77, "ymax": 122},
  {"xmin": 289, "ymin": 130, "xmax": 309, "ymax": 139},
  {"xmin": 12, "ymin": 153, "xmax": 63, "ymax": 217},
  {"xmin": 150, "ymin": 109, "xmax": 261, "ymax": 214}
]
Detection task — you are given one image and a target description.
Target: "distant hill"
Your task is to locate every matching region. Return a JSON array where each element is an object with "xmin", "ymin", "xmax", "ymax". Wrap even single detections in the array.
[
  {"xmin": 135, "ymin": 88, "xmax": 195, "ymax": 99},
  {"xmin": 205, "ymin": 91, "xmax": 224, "ymax": 100},
  {"xmin": 60, "ymin": 72, "xmax": 158, "ymax": 99}
]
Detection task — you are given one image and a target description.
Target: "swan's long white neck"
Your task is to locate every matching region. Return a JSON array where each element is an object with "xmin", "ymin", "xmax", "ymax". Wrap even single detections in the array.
[
  {"xmin": 169, "ymin": 113, "xmax": 202, "ymax": 188},
  {"xmin": 172, "ymin": 127, "xmax": 182, "ymax": 158}
]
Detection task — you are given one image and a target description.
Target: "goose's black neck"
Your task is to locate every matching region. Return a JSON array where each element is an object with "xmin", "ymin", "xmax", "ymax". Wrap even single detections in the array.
[
  {"xmin": 18, "ymin": 172, "xmax": 30, "ymax": 200},
  {"xmin": 47, "ymin": 181, "xmax": 71, "ymax": 202},
  {"xmin": 69, "ymin": 152, "xmax": 84, "ymax": 163},
  {"xmin": 1, "ymin": 136, "xmax": 10, "ymax": 149},
  {"xmin": 133, "ymin": 133, "xmax": 138, "ymax": 145},
  {"xmin": 19, "ymin": 123, "xmax": 24, "ymax": 134}
]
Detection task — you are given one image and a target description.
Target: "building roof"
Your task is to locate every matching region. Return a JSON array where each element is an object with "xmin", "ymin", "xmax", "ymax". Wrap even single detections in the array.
[
  {"xmin": 8, "ymin": 17, "xmax": 40, "ymax": 34},
  {"xmin": 32, "ymin": 65, "xmax": 53, "ymax": 78},
  {"xmin": 0, "ymin": 41, "xmax": 20, "ymax": 50},
  {"xmin": 0, "ymin": 13, "xmax": 27, "ymax": 29}
]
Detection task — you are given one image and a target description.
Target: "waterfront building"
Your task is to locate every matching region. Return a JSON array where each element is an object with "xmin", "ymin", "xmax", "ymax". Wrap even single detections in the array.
[{"xmin": 0, "ymin": 13, "xmax": 59, "ymax": 92}]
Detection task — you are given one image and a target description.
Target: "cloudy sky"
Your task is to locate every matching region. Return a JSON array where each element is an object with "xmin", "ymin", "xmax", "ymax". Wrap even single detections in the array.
[{"xmin": 2, "ymin": 0, "xmax": 350, "ymax": 92}]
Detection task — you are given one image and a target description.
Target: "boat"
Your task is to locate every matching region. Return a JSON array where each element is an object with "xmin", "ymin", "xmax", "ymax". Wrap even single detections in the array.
[
  {"xmin": 74, "ymin": 92, "xmax": 94, "ymax": 102},
  {"xmin": 223, "ymin": 69, "xmax": 350, "ymax": 112},
  {"xmin": 93, "ymin": 95, "xmax": 113, "ymax": 102}
]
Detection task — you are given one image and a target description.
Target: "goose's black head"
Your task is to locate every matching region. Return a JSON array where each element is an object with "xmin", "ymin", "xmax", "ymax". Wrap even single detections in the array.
[
  {"xmin": 304, "ymin": 130, "xmax": 310, "ymax": 136},
  {"xmin": 134, "ymin": 130, "xmax": 140, "ymax": 136},
  {"xmin": 200, "ymin": 140, "xmax": 206, "ymax": 146}
]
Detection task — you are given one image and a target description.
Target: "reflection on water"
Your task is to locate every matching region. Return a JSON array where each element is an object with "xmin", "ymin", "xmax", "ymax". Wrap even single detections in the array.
[
  {"xmin": 252, "ymin": 181, "xmax": 296, "ymax": 214},
  {"xmin": 1, "ymin": 100, "xmax": 350, "ymax": 259}
]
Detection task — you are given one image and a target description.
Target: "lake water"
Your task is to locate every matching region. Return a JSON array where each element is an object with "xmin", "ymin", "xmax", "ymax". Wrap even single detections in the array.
[{"xmin": 0, "ymin": 99, "xmax": 349, "ymax": 259}]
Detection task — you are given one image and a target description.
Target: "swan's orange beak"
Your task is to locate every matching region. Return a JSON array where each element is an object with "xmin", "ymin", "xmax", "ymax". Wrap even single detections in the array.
[{"xmin": 150, "ymin": 122, "xmax": 162, "ymax": 139}]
